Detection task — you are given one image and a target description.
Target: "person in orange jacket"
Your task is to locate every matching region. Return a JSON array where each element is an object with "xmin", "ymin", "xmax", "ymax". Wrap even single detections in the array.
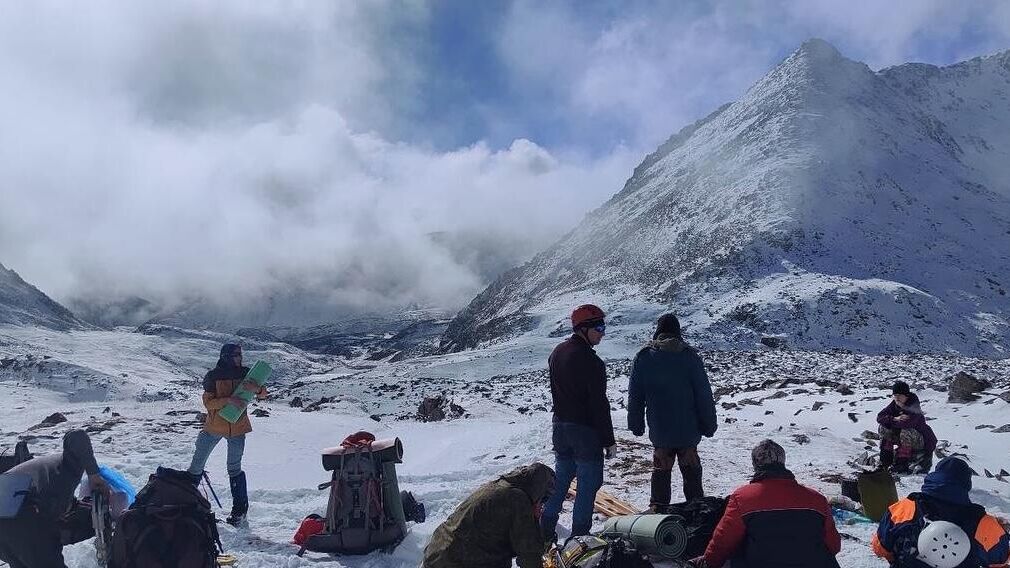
[
  {"xmin": 186, "ymin": 343, "xmax": 267, "ymax": 525},
  {"xmin": 872, "ymin": 456, "xmax": 1010, "ymax": 568}
]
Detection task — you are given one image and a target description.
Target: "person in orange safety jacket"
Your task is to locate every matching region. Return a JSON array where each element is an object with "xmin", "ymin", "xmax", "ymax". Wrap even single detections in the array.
[{"xmin": 873, "ymin": 456, "xmax": 1010, "ymax": 568}]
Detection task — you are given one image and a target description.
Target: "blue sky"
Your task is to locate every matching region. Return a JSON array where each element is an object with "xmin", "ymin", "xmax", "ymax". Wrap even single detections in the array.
[
  {"xmin": 1, "ymin": 0, "xmax": 1009, "ymax": 310},
  {"xmin": 374, "ymin": 0, "xmax": 1010, "ymax": 156}
]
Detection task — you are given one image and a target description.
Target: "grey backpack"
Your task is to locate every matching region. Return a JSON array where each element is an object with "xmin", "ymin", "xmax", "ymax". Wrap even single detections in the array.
[{"xmin": 299, "ymin": 433, "xmax": 421, "ymax": 556}]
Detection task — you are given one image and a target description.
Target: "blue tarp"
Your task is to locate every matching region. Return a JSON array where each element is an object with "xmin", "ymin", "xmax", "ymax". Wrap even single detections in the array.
[
  {"xmin": 80, "ymin": 465, "xmax": 137, "ymax": 507},
  {"xmin": 832, "ymin": 506, "xmax": 873, "ymax": 524}
]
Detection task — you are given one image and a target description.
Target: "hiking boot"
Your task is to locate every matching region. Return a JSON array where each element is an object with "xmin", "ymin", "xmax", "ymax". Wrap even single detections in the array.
[
  {"xmin": 879, "ymin": 449, "xmax": 894, "ymax": 469},
  {"xmin": 226, "ymin": 512, "xmax": 247, "ymax": 526},
  {"xmin": 226, "ymin": 472, "xmax": 248, "ymax": 526}
]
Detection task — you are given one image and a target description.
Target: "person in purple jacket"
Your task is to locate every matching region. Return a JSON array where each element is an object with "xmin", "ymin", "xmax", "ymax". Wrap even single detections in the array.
[{"xmin": 877, "ymin": 381, "xmax": 937, "ymax": 474}]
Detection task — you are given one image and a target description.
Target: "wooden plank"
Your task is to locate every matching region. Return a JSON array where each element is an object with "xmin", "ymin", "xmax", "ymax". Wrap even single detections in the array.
[{"xmin": 567, "ymin": 480, "xmax": 640, "ymax": 518}]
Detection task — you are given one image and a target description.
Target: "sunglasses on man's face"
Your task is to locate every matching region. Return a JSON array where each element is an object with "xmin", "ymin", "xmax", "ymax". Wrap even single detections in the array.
[{"xmin": 593, "ymin": 324, "xmax": 606, "ymax": 333}]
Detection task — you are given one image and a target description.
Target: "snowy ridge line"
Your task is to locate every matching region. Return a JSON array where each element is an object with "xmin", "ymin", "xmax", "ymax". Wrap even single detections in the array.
[{"xmin": 441, "ymin": 39, "xmax": 1010, "ymax": 356}]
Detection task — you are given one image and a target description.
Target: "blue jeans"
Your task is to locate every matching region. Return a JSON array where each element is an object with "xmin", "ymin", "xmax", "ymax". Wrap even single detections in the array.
[
  {"xmin": 188, "ymin": 431, "xmax": 245, "ymax": 478},
  {"xmin": 541, "ymin": 422, "xmax": 605, "ymax": 538}
]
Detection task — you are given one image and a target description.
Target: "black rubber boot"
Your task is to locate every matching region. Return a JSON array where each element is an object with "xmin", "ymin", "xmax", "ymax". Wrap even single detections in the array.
[
  {"xmin": 879, "ymin": 448, "xmax": 895, "ymax": 469},
  {"xmin": 890, "ymin": 459, "xmax": 911, "ymax": 475},
  {"xmin": 912, "ymin": 453, "xmax": 933, "ymax": 474},
  {"xmin": 650, "ymin": 469, "xmax": 672, "ymax": 511},
  {"xmin": 226, "ymin": 471, "xmax": 248, "ymax": 526}
]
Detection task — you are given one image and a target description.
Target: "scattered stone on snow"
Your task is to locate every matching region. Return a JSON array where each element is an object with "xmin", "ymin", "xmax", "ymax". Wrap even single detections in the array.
[
  {"xmin": 947, "ymin": 371, "xmax": 991, "ymax": 403},
  {"xmin": 416, "ymin": 395, "xmax": 466, "ymax": 422}
]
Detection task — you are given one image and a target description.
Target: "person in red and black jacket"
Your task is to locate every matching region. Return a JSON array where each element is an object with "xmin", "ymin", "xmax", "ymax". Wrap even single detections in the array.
[
  {"xmin": 689, "ymin": 439, "xmax": 842, "ymax": 568},
  {"xmin": 540, "ymin": 304, "xmax": 616, "ymax": 542}
]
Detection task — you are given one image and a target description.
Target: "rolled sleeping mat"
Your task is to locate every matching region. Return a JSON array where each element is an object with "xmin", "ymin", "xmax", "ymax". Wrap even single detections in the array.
[
  {"xmin": 600, "ymin": 514, "xmax": 688, "ymax": 560},
  {"xmin": 381, "ymin": 461, "xmax": 406, "ymax": 527},
  {"xmin": 321, "ymin": 438, "xmax": 403, "ymax": 471}
]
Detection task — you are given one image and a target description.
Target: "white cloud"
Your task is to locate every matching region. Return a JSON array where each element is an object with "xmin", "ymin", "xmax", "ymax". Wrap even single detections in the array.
[
  {"xmin": 1, "ymin": 0, "xmax": 1006, "ymax": 324},
  {"xmin": 776, "ymin": 0, "xmax": 1006, "ymax": 68},
  {"xmin": 0, "ymin": 1, "xmax": 635, "ymax": 319},
  {"xmin": 496, "ymin": 0, "xmax": 1010, "ymax": 152}
]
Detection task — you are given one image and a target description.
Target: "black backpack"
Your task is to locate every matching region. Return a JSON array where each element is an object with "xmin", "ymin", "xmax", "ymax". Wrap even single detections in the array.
[
  {"xmin": 0, "ymin": 441, "xmax": 32, "ymax": 474},
  {"xmin": 110, "ymin": 467, "xmax": 222, "ymax": 568},
  {"xmin": 659, "ymin": 497, "xmax": 727, "ymax": 558}
]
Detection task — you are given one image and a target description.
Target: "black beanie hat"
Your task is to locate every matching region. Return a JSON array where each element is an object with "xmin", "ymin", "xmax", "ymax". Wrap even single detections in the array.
[
  {"xmin": 653, "ymin": 313, "xmax": 682, "ymax": 340},
  {"xmin": 892, "ymin": 380, "xmax": 911, "ymax": 396},
  {"xmin": 220, "ymin": 343, "xmax": 242, "ymax": 359}
]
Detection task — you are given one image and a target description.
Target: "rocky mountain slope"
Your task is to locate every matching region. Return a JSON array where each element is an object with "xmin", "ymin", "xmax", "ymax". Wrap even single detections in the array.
[
  {"xmin": 442, "ymin": 39, "xmax": 1010, "ymax": 356},
  {"xmin": 0, "ymin": 262, "xmax": 91, "ymax": 330},
  {"xmin": 3, "ymin": 324, "xmax": 1010, "ymax": 568}
]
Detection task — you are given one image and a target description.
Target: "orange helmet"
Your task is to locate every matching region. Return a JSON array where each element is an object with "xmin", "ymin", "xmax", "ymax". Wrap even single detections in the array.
[{"xmin": 571, "ymin": 304, "xmax": 605, "ymax": 329}]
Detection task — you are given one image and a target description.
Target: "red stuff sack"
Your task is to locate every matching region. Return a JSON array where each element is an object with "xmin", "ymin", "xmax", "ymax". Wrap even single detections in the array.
[{"xmin": 293, "ymin": 514, "xmax": 326, "ymax": 546}]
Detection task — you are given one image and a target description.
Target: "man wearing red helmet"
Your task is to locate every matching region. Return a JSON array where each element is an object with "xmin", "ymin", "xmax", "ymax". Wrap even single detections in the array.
[{"xmin": 540, "ymin": 304, "xmax": 616, "ymax": 542}]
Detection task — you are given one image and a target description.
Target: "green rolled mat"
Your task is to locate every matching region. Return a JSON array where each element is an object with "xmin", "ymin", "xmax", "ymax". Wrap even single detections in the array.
[
  {"xmin": 381, "ymin": 461, "xmax": 406, "ymax": 526},
  {"xmin": 600, "ymin": 514, "xmax": 688, "ymax": 560}
]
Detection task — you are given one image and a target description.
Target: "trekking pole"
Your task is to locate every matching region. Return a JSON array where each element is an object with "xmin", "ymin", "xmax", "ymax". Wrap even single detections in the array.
[{"xmin": 203, "ymin": 472, "xmax": 223, "ymax": 509}]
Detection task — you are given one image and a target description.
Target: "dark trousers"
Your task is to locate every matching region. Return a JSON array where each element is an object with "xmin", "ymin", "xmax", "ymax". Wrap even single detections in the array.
[
  {"xmin": 651, "ymin": 446, "xmax": 703, "ymax": 506},
  {"xmin": 0, "ymin": 508, "xmax": 66, "ymax": 568}
]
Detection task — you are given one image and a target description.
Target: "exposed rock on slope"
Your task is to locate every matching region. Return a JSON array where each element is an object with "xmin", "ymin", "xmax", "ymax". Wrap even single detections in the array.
[
  {"xmin": 0, "ymin": 262, "xmax": 90, "ymax": 330},
  {"xmin": 442, "ymin": 40, "xmax": 1010, "ymax": 355}
]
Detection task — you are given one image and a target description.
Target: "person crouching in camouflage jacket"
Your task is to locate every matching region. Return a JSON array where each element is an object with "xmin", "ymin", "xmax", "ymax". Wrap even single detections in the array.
[{"xmin": 422, "ymin": 463, "xmax": 556, "ymax": 568}]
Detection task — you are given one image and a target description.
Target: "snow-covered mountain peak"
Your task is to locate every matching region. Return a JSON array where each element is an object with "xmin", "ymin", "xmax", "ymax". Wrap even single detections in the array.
[
  {"xmin": 440, "ymin": 41, "xmax": 1010, "ymax": 356},
  {"xmin": 0, "ymin": 262, "xmax": 91, "ymax": 330},
  {"xmin": 797, "ymin": 37, "xmax": 841, "ymax": 57}
]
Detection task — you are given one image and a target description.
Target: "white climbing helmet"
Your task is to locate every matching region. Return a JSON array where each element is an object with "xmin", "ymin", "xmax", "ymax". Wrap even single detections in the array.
[{"xmin": 917, "ymin": 520, "xmax": 971, "ymax": 568}]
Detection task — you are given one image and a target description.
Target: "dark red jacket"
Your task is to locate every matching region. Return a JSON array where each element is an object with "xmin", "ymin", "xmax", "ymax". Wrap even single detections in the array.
[
  {"xmin": 548, "ymin": 334, "xmax": 615, "ymax": 448},
  {"xmin": 703, "ymin": 468, "xmax": 841, "ymax": 568},
  {"xmin": 876, "ymin": 394, "xmax": 937, "ymax": 452}
]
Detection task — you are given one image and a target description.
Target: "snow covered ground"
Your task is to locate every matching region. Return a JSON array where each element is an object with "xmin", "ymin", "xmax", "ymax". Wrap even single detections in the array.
[{"xmin": 2, "ymin": 325, "xmax": 1009, "ymax": 567}]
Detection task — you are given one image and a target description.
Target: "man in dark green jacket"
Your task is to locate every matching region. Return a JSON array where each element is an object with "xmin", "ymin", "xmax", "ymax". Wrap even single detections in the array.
[
  {"xmin": 0, "ymin": 430, "xmax": 110, "ymax": 568},
  {"xmin": 422, "ymin": 463, "xmax": 555, "ymax": 568},
  {"xmin": 628, "ymin": 314, "xmax": 717, "ymax": 508}
]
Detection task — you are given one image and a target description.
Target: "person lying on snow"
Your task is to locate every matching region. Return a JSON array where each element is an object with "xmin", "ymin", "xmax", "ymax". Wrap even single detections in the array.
[
  {"xmin": 687, "ymin": 439, "xmax": 841, "ymax": 568},
  {"xmin": 422, "ymin": 463, "xmax": 556, "ymax": 568},
  {"xmin": 873, "ymin": 456, "xmax": 1010, "ymax": 568},
  {"xmin": 878, "ymin": 381, "xmax": 938, "ymax": 474},
  {"xmin": 0, "ymin": 430, "xmax": 111, "ymax": 568}
]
